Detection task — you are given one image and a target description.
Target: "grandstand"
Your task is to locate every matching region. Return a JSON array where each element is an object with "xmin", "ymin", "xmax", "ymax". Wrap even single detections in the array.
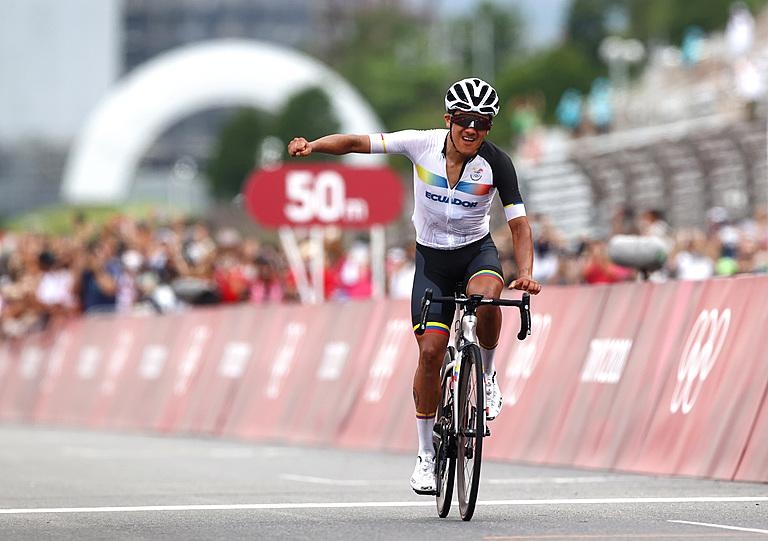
[
  {"xmin": 522, "ymin": 112, "xmax": 766, "ymax": 243},
  {"xmin": 517, "ymin": 9, "xmax": 768, "ymax": 244}
]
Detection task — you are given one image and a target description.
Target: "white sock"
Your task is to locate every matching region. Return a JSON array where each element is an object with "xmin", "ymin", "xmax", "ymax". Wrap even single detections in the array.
[
  {"xmin": 480, "ymin": 345, "xmax": 496, "ymax": 376},
  {"xmin": 416, "ymin": 417, "xmax": 435, "ymax": 458}
]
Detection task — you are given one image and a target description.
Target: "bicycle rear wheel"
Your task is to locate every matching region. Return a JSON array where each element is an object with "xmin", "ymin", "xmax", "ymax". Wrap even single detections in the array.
[
  {"xmin": 435, "ymin": 347, "xmax": 456, "ymax": 518},
  {"xmin": 456, "ymin": 343, "xmax": 484, "ymax": 521}
]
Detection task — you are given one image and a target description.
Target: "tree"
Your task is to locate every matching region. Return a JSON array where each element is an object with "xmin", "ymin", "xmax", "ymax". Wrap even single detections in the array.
[
  {"xmin": 449, "ymin": 1, "xmax": 525, "ymax": 82},
  {"xmin": 327, "ymin": 6, "xmax": 450, "ymax": 131},
  {"xmin": 496, "ymin": 44, "xmax": 599, "ymax": 124},
  {"xmin": 271, "ymin": 87, "xmax": 341, "ymax": 162},
  {"xmin": 566, "ymin": 0, "xmax": 627, "ymax": 62},
  {"xmin": 206, "ymin": 88, "xmax": 345, "ymax": 199},
  {"xmin": 206, "ymin": 108, "xmax": 270, "ymax": 200}
]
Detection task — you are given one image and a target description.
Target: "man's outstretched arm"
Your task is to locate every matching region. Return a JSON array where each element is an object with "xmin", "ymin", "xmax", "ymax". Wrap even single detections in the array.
[{"xmin": 288, "ymin": 135, "xmax": 371, "ymax": 157}]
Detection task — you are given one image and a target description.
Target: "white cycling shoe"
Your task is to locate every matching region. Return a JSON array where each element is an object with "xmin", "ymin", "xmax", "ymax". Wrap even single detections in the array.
[
  {"xmin": 409, "ymin": 454, "xmax": 437, "ymax": 495},
  {"xmin": 485, "ymin": 371, "xmax": 503, "ymax": 421}
]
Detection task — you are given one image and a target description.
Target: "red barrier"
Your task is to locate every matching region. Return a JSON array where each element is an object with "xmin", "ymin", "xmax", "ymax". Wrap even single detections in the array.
[
  {"xmin": 87, "ymin": 316, "xmax": 152, "ymax": 429},
  {"xmin": 4, "ymin": 276, "xmax": 768, "ymax": 484},
  {"xmin": 0, "ymin": 340, "xmax": 11, "ymax": 410},
  {"xmin": 221, "ymin": 303, "xmax": 323, "ymax": 442},
  {"xmin": 335, "ymin": 300, "xmax": 418, "ymax": 451},
  {"xmin": 90, "ymin": 313, "xmax": 179, "ymax": 431},
  {"xmin": 225, "ymin": 298, "xmax": 390, "ymax": 446},
  {"xmin": 0, "ymin": 330, "xmax": 54, "ymax": 422},
  {"xmin": 152, "ymin": 310, "xmax": 218, "ymax": 432},
  {"xmin": 484, "ymin": 285, "xmax": 609, "ymax": 462},
  {"xmin": 281, "ymin": 300, "xmax": 392, "ymax": 447},
  {"xmin": 626, "ymin": 276, "xmax": 768, "ymax": 479},
  {"xmin": 34, "ymin": 316, "xmax": 121, "ymax": 425},
  {"xmin": 169, "ymin": 305, "xmax": 265, "ymax": 435},
  {"xmin": 31, "ymin": 320, "xmax": 84, "ymax": 422},
  {"xmin": 587, "ymin": 280, "xmax": 704, "ymax": 471},
  {"xmin": 546, "ymin": 282, "xmax": 652, "ymax": 466},
  {"xmin": 735, "ymin": 382, "xmax": 768, "ymax": 482}
]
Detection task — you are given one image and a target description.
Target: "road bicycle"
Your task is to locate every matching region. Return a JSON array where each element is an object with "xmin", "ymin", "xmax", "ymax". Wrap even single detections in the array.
[{"xmin": 416, "ymin": 288, "xmax": 531, "ymax": 521}]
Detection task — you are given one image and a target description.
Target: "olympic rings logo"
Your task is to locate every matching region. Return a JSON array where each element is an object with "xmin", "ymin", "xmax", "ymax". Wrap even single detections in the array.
[{"xmin": 669, "ymin": 308, "xmax": 731, "ymax": 415}]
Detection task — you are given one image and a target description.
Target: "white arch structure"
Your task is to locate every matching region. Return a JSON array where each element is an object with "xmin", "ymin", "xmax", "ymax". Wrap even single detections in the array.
[{"xmin": 61, "ymin": 39, "xmax": 384, "ymax": 203}]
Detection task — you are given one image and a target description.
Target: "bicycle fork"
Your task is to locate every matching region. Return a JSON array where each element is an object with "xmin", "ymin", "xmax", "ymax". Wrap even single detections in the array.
[{"xmin": 454, "ymin": 314, "xmax": 487, "ymax": 441}]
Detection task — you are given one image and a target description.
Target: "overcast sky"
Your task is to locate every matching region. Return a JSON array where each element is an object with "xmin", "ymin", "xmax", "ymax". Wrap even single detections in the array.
[{"xmin": 0, "ymin": 0, "xmax": 120, "ymax": 143}]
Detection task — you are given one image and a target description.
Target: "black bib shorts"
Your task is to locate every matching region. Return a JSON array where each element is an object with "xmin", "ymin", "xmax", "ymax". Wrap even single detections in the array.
[{"xmin": 410, "ymin": 233, "xmax": 504, "ymax": 335}]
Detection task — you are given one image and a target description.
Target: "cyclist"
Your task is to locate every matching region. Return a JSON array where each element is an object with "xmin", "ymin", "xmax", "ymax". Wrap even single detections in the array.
[{"xmin": 287, "ymin": 77, "xmax": 541, "ymax": 495}]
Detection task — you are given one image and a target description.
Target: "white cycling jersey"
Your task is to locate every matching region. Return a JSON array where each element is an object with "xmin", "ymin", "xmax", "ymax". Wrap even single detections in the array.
[{"xmin": 368, "ymin": 129, "xmax": 526, "ymax": 249}]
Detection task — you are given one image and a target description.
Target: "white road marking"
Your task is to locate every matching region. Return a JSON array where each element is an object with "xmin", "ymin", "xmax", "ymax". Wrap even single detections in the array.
[
  {"xmin": 669, "ymin": 520, "xmax": 768, "ymax": 535},
  {"xmin": 2, "ymin": 496, "xmax": 768, "ymax": 516}
]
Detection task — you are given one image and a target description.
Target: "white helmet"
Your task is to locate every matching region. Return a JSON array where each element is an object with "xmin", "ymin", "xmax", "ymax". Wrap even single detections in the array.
[{"xmin": 445, "ymin": 77, "xmax": 500, "ymax": 117}]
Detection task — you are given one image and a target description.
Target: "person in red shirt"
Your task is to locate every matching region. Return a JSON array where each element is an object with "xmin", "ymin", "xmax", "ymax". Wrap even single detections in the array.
[
  {"xmin": 581, "ymin": 240, "xmax": 634, "ymax": 284},
  {"xmin": 249, "ymin": 255, "xmax": 285, "ymax": 304}
]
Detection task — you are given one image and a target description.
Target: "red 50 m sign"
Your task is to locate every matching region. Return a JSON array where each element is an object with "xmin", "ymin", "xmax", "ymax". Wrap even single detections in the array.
[{"xmin": 242, "ymin": 164, "xmax": 404, "ymax": 228}]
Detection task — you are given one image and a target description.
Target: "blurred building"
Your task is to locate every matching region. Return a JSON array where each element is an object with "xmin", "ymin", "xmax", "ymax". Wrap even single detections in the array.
[
  {"xmin": 0, "ymin": 0, "xmax": 121, "ymax": 217},
  {"xmin": 123, "ymin": 0, "xmax": 314, "ymax": 73},
  {"xmin": 0, "ymin": 0, "xmax": 121, "ymax": 145},
  {"xmin": 120, "ymin": 0, "xmax": 433, "ymax": 197},
  {"xmin": 0, "ymin": 0, "xmax": 428, "ymax": 218},
  {"xmin": 123, "ymin": 0, "xmax": 318, "ymax": 170},
  {"xmin": 122, "ymin": 0, "xmax": 432, "ymax": 73}
]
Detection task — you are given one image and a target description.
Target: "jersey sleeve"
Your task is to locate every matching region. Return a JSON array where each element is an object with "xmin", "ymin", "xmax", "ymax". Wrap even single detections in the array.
[
  {"xmin": 483, "ymin": 143, "xmax": 526, "ymax": 221},
  {"xmin": 367, "ymin": 130, "xmax": 430, "ymax": 161}
]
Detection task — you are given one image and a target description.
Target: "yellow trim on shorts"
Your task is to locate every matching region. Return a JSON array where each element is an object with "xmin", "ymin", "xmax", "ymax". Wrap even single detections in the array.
[
  {"xmin": 413, "ymin": 321, "xmax": 450, "ymax": 335},
  {"xmin": 469, "ymin": 269, "xmax": 503, "ymax": 284}
]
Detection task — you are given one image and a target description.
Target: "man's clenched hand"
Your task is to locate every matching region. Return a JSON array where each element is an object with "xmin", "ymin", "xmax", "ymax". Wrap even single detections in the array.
[{"xmin": 287, "ymin": 137, "xmax": 312, "ymax": 157}]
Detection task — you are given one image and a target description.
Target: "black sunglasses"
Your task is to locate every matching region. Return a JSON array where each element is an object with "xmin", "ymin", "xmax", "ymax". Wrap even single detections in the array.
[{"xmin": 451, "ymin": 113, "xmax": 492, "ymax": 131}]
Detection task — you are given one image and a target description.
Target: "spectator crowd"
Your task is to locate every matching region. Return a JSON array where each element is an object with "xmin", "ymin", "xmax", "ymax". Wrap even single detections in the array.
[
  {"xmin": 523, "ymin": 205, "xmax": 768, "ymax": 287},
  {"xmin": 2, "ymin": 203, "xmax": 767, "ymax": 340},
  {"xmin": 0, "ymin": 213, "xmax": 406, "ymax": 339}
]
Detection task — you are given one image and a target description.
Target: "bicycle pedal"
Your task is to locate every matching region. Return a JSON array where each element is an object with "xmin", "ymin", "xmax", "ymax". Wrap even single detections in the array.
[{"xmin": 484, "ymin": 426, "xmax": 491, "ymax": 437}]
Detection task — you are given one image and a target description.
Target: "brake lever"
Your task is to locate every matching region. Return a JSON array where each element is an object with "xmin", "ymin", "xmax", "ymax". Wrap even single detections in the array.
[{"xmin": 517, "ymin": 293, "xmax": 531, "ymax": 340}]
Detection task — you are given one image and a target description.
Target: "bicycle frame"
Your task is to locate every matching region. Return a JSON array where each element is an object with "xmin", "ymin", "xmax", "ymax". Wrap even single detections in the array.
[
  {"xmin": 450, "ymin": 309, "xmax": 478, "ymax": 439},
  {"xmin": 417, "ymin": 290, "xmax": 531, "ymax": 438}
]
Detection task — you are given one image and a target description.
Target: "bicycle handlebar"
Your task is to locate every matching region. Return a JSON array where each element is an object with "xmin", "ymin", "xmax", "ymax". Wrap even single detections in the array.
[{"xmin": 415, "ymin": 288, "xmax": 531, "ymax": 340}]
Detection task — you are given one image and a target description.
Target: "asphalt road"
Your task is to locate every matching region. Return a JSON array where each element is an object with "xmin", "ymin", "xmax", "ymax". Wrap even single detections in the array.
[{"xmin": 0, "ymin": 426, "xmax": 766, "ymax": 540}]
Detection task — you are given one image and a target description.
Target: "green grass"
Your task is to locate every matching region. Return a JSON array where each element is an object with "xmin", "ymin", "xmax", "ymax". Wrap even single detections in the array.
[{"xmin": 1, "ymin": 202, "xmax": 184, "ymax": 235}]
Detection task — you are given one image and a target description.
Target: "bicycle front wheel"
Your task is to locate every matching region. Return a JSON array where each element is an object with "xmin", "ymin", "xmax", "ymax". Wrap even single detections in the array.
[
  {"xmin": 435, "ymin": 347, "xmax": 456, "ymax": 518},
  {"xmin": 456, "ymin": 343, "xmax": 484, "ymax": 521}
]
